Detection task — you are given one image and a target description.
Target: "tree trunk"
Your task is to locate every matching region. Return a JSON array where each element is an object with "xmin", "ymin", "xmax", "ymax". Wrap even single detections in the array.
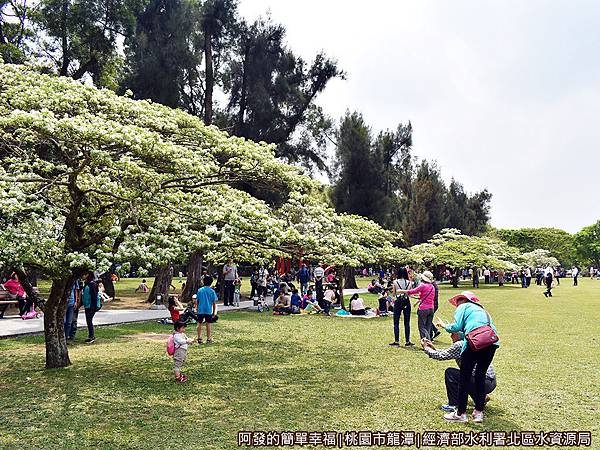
[
  {"xmin": 44, "ymin": 277, "xmax": 71, "ymax": 368},
  {"xmin": 147, "ymin": 264, "xmax": 173, "ymax": 304},
  {"xmin": 235, "ymin": 42, "xmax": 250, "ymax": 135},
  {"xmin": 182, "ymin": 251, "xmax": 203, "ymax": 303},
  {"xmin": 14, "ymin": 267, "xmax": 44, "ymax": 310},
  {"xmin": 59, "ymin": 0, "xmax": 69, "ymax": 76},
  {"xmin": 203, "ymin": 29, "xmax": 213, "ymax": 125},
  {"xmin": 343, "ymin": 266, "xmax": 358, "ymax": 289},
  {"xmin": 452, "ymin": 269, "xmax": 459, "ymax": 288}
]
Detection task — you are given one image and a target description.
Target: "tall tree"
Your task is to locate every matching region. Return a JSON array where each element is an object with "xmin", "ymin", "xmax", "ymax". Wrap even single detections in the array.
[
  {"xmin": 219, "ymin": 16, "xmax": 342, "ymax": 171},
  {"xmin": 404, "ymin": 160, "xmax": 447, "ymax": 245},
  {"xmin": 33, "ymin": 0, "xmax": 142, "ymax": 86},
  {"xmin": 0, "ymin": 0, "xmax": 31, "ymax": 63},
  {"xmin": 123, "ymin": 0, "xmax": 199, "ymax": 108},
  {"xmin": 492, "ymin": 227, "xmax": 575, "ymax": 266},
  {"xmin": 199, "ymin": 0, "xmax": 237, "ymax": 125},
  {"xmin": 573, "ymin": 221, "xmax": 600, "ymax": 267},
  {"xmin": 372, "ymin": 122, "xmax": 413, "ymax": 230},
  {"xmin": 444, "ymin": 178, "xmax": 468, "ymax": 233},
  {"xmin": 464, "ymin": 188, "xmax": 492, "ymax": 235},
  {"xmin": 332, "ymin": 111, "xmax": 384, "ymax": 220}
]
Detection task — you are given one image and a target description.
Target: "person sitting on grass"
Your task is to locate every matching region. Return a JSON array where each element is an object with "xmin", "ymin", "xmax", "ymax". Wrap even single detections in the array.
[
  {"xmin": 195, "ymin": 276, "xmax": 218, "ymax": 345},
  {"xmin": 290, "ymin": 288, "xmax": 301, "ymax": 314},
  {"xmin": 367, "ymin": 279, "xmax": 383, "ymax": 294},
  {"xmin": 378, "ymin": 289, "xmax": 392, "ymax": 316},
  {"xmin": 135, "ymin": 279, "xmax": 149, "ymax": 293},
  {"xmin": 172, "ymin": 320, "xmax": 194, "ymax": 383},
  {"xmin": 273, "ymin": 292, "xmax": 292, "ymax": 315},
  {"xmin": 349, "ymin": 293, "xmax": 368, "ymax": 315},
  {"xmin": 301, "ymin": 290, "xmax": 323, "ymax": 314},
  {"xmin": 421, "ymin": 333, "xmax": 496, "ymax": 415}
]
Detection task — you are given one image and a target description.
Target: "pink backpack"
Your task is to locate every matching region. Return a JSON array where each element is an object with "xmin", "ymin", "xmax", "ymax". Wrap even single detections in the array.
[{"xmin": 166, "ymin": 333, "xmax": 176, "ymax": 356}]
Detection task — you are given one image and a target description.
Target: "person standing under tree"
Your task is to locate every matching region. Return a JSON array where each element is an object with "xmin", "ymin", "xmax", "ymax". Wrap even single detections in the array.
[
  {"xmin": 396, "ymin": 270, "xmax": 436, "ymax": 340},
  {"xmin": 472, "ymin": 267, "xmax": 479, "ymax": 289},
  {"xmin": 222, "ymin": 259, "xmax": 238, "ymax": 307},
  {"xmin": 543, "ymin": 265, "xmax": 554, "ymax": 298},
  {"xmin": 297, "ymin": 264, "xmax": 310, "ymax": 296},
  {"xmin": 82, "ymin": 272, "xmax": 101, "ymax": 344},
  {"xmin": 390, "ymin": 267, "xmax": 414, "ymax": 347},
  {"xmin": 195, "ymin": 275, "xmax": 218, "ymax": 344},
  {"xmin": 572, "ymin": 266, "xmax": 579, "ymax": 286}
]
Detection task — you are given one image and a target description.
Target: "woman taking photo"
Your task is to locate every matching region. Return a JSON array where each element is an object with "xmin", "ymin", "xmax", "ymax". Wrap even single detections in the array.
[{"xmin": 435, "ymin": 291, "xmax": 500, "ymax": 424}]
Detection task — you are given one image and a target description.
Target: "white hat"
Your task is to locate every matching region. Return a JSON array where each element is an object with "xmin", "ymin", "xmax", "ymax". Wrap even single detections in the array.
[{"xmin": 421, "ymin": 271, "xmax": 434, "ymax": 283}]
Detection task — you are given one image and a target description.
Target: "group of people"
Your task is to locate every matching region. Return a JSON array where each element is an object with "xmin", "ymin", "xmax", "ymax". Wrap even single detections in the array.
[{"xmin": 64, "ymin": 273, "xmax": 111, "ymax": 344}]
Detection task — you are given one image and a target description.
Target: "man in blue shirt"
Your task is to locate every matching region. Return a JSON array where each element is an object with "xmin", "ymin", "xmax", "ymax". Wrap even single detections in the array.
[
  {"xmin": 296, "ymin": 264, "xmax": 310, "ymax": 295},
  {"xmin": 195, "ymin": 275, "xmax": 218, "ymax": 344}
]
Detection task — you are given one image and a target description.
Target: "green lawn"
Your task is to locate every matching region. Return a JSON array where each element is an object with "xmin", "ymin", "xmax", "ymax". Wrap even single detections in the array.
[{"xmin": 1, "ymin": 279, "xmax": 599, "ymax": 449}]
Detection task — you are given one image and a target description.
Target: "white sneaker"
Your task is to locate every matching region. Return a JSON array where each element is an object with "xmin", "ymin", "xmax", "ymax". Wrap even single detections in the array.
[
  {"xmin": 443, "ymin": 411, "xmax": 468, "ymax": 423},
  {"xmin": 472, "ymin": 410, "xmax": 484, "ymax": 423}
]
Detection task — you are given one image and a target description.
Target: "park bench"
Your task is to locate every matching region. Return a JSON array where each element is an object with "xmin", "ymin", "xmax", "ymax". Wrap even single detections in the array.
[
  {"xmin": 0, "ymin": 284, "xmax": 18, "ymax": 305},
  {"xmin": 0, "ymin": 284, "xmax": 19, "ymax": 318}
]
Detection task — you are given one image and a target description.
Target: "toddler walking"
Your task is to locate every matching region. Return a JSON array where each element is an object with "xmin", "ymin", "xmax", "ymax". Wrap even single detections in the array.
[{"xmin": 172, "ymin": 320, "xmax": 193, "ymax": 382}]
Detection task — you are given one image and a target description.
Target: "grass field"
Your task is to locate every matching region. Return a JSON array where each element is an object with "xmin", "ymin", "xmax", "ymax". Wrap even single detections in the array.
[{"xmin": 1, "ymin": 279, "xmax": 599, "ymax": 449}]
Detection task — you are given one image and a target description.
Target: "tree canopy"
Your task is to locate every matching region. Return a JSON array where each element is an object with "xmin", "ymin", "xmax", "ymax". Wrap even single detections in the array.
[{"xmin": 491, "ymin": 227, "xmax": 575, "ymax": 267}]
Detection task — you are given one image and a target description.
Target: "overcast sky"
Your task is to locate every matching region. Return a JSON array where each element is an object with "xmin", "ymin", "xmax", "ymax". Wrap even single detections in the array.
[{"xmin": 238, "ymin": 0, "xmax": 599, "ymax": 233}]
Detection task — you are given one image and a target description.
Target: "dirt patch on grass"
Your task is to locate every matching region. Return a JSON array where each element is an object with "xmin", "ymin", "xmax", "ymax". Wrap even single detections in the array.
[{"xmin": 128, "ymin": 332, "xmax": 171, "ymax": 342}]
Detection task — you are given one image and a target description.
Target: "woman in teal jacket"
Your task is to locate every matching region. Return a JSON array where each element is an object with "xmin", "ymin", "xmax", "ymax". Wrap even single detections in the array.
[
  {"xmin": 435, "ymin": 291, "xmax": 499, "ymax": 424},
  {"xmin": 82, "ymin": 273, "xmax": 101, "ymax": 343}
]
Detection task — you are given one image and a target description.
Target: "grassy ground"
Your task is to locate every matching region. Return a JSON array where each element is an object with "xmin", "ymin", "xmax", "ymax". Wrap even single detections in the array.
[{"xmin": 1, "ymin": 279, "xmax": 599, "ymax": 449}]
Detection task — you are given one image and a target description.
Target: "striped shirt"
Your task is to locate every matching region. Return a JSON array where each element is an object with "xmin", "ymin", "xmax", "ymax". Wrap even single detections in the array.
[{"xmin": 423, "ymin": 341, "xmax": 496, "ymax": 380}]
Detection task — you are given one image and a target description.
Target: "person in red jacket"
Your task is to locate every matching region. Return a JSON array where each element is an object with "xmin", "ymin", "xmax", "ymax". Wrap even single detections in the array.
[{"xmin": 4, "ymin": 273, "xmax": 29, "ymax": 316}]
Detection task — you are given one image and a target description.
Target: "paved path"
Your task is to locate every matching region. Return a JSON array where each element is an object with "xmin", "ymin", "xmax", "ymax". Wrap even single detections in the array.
[
  {"xmin": 0, "ymin": 288, "xmax": 369, "ymax": 338},
  {"xmin": 0, "ymin": 301, "xmax": 256, "ymax": 338}
]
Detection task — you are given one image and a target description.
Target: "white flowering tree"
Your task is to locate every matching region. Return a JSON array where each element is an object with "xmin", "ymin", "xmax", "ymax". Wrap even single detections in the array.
[
  {"xmin": 276, "ymin": 192, "xmax": 408, "ymax": 306},
  {"xmin": 0, "ymin": 64, "xmax": 307, "ymax": 368},
  {"xmin": 522, "ymin": 249, "xmax": 560, "ymax": 268},
  {"xmin": 410, "ymin": 229, "xmax": 523, "ymax": 287}
]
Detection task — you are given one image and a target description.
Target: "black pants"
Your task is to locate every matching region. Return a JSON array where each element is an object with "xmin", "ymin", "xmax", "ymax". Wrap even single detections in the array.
[
  {"xmin": 350, "ymin": 309, "xmax": 366, "ymax": 315},
  {"xmin": 378, "ymin": 297, "xmax": 388, "ymax": 313},
  {"xmin": 17, "ymin": 296, "xmax": 33, "ymax": 316},
  {"xmin": 574, "ymin": 275, "xmax": 578, "ymax": 286},
  {"xmin": 393, "ymin": 298, "xmax": 411, "ymax": 343},
  {"xmin": 223, "ymin": 280, "xmax": 235, "ymax": 306},
  {"xmin": 0, "ymin": 303, "xmax": 8, "ymax": 318},
  {"xmin": 84, "ymin": 308, "xmax": 96, "ymax": 339},
  {"xmin": 318, "ymin": 299, "xmax": 330, "ymax": 314},
  {"xmin": 250, "ymin": 282, "xmax": 257, "ymax": 299},
  {"xmin": 472, "ymin": 277, "xmax": 479, "ymax": 288},
  {"xmin": 445, "ymin": 367, "xmax": 496, "ymax": 407},
  {"xmin": 457, "ymin": 345, "xmax": 497, "ymax": 414},
  {"xmin": 545, "ymin": 275, "xmax": 553, "ymax": 296},
  {"xmin": 417, "ymin": 308, "xmax": 434, "ymax": 340},
  {"xmin": 69, "ymin": 307, "xmax": 80, "ymax": 338},
  {"xmin": 484, "ymin": 275, "xmax": 490, "ymax": 284}
]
